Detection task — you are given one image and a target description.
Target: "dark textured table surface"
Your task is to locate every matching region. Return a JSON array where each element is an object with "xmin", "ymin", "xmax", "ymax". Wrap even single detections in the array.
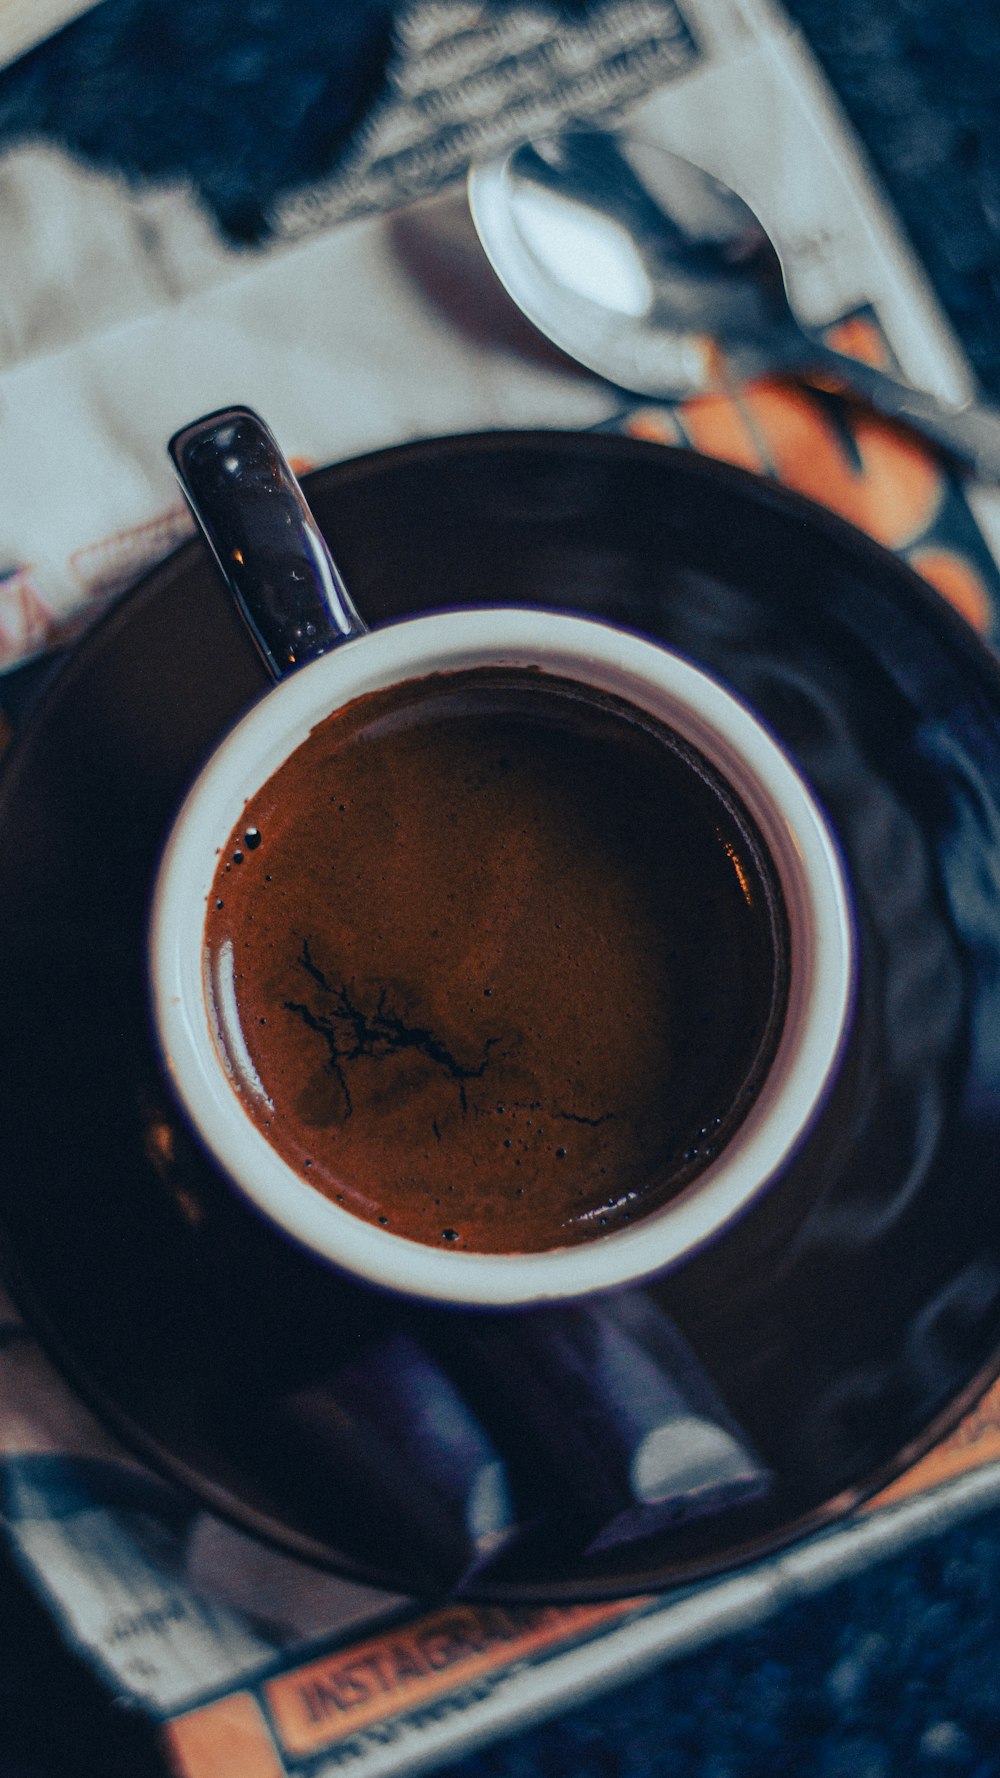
[{"xmin": 1, "ymin": 3, "xmax": 1000, "ymax": 1775}]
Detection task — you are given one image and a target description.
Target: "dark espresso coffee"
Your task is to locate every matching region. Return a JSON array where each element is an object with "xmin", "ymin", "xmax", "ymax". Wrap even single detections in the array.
[{"xmin": 204, "ymin": 667, "xmax": 789, "ymax": 1253}]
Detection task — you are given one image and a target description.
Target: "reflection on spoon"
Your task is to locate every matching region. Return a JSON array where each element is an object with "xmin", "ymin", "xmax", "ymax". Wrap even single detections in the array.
[
  {"xmin": 469, "ymin": 130, "xmax": 1000, "ymax": 479},
  {"xmin": 508, "ymin": 180, "xmax": 653, "ymax": 318}
]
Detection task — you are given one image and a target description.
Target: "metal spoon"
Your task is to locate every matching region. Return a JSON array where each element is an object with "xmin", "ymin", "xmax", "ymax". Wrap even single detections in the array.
[{"xmin": 469, "ymin": 130, "xmax": 1000, "ymax": 479}]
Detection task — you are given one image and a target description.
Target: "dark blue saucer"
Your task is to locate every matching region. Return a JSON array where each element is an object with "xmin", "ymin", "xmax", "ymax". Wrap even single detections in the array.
[{"xmin": 1, "ymin": 430, "xmax": 999, "ymax": 1599}]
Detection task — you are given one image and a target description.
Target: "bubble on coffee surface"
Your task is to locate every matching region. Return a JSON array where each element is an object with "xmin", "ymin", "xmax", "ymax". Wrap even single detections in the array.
[{"xmin": 203, "ymin": 667, "xmax": 789, "ymax": 1253}]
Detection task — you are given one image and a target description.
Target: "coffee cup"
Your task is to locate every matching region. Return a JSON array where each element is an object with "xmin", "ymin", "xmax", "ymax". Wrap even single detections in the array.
[{"xmin": 150, "ymin": 408, "xmax": 853, "ymax": 1308}]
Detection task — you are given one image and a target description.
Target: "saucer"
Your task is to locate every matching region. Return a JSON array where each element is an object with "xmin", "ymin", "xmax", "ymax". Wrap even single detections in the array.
[{"xmin": 2, "ymin": 430, "xmax": 1000, "ymax": 1600}]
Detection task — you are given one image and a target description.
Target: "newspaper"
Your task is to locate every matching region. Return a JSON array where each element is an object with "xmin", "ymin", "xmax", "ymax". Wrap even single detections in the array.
[
  {"xmin": 6, "ymin": 1232, "xmax": 1000, "ymax": 1778},
  {"xmin": 2, "ymin": 2, "xmax": 1000, "ymax": 1775},
  {"xmin": 0, "ymin": 0, "xmax": 99, "ymax": 71}
]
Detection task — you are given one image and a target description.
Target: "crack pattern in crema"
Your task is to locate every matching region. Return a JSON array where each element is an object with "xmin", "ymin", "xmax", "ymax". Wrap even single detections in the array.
[
  {"xmin": 282, "ymin": 939, "xmax": 619, "ymax": 1139},
  {"xmin": 283, "ymin": 938, "xmax": 502, "ymax": 1118}
]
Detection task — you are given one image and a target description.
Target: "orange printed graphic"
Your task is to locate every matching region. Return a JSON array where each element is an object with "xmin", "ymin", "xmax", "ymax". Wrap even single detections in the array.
[
  {"xmin": 0, "ymin": 571, "xmax": 56, "ymax": 668},
  {"xmin": 865, "ymin": 1375, "xmax": 1000, "ymax": 1512},
  {"xmin": 681, "ymin": 380, "xmax": 944, "ymax": 551},
  {"xmin": 265, "ymin": 1597, "xmax": 644, "ymax": 1756},
  {"xmin": 822, "ymin": 314, "xmax": 892, "ymax": 370},
  {"xmin": 624, "ymin": 369, "xmax": 954, "ymax": 567},
  {"xmin": 676, "ymin": 386, "xmax": 770, "ymax": 473},
  {"xmin": 908, "ymin": 546, "xmax": 993, "ymax": 634},
  {"xmin": 69, "ymin": 501, "xmax": 195, "ymax": 601},
  {"xmin": 164, "ymin": 1692, "xmax": 283, "ymax": 1778},
  {"xmin": 624, "ymin": 407, "xmax": 685, "ymax": 447}
]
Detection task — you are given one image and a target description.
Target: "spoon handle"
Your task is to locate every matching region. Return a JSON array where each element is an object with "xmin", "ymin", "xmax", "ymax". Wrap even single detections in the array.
[
  {"xmin": 809, "ymin": 344, "xmax": 1000, "ymax": 481},
  {"xmin": 169, "ymin": 406, "xmax": 367, "ymax": 681}
]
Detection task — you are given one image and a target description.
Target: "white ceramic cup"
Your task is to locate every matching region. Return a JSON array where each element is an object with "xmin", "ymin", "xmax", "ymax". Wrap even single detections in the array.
[{"xmin": 150, "ymin": 603, "xmax": 854, "ymax": 1307}]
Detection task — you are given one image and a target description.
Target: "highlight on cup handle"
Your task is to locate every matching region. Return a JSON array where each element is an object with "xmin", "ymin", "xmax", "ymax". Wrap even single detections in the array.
[{"xmin": 169, "ymin": 406, "xmax": 367, "ymax": 680}]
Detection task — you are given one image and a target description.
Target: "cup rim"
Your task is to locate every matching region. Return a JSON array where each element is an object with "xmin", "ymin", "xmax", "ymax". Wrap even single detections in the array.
[{"xmin": 149, "ymin": 607, "xmax": 854, "ymax": 1305}]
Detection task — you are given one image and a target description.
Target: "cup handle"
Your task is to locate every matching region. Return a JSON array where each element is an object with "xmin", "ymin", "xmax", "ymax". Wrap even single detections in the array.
[{"xmin": 169, "ymin": 406, "xmax": 367, "ymax": 680}]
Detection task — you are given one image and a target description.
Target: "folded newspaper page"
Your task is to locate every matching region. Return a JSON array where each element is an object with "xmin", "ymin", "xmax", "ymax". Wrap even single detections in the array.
[
  {"xmin": 2, "ymin": 3, "xmax": 1000, "ymax": 1776},
  {"xmin": 0, "ymin": 0, "xmax": 100, "ymax": 71}
]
